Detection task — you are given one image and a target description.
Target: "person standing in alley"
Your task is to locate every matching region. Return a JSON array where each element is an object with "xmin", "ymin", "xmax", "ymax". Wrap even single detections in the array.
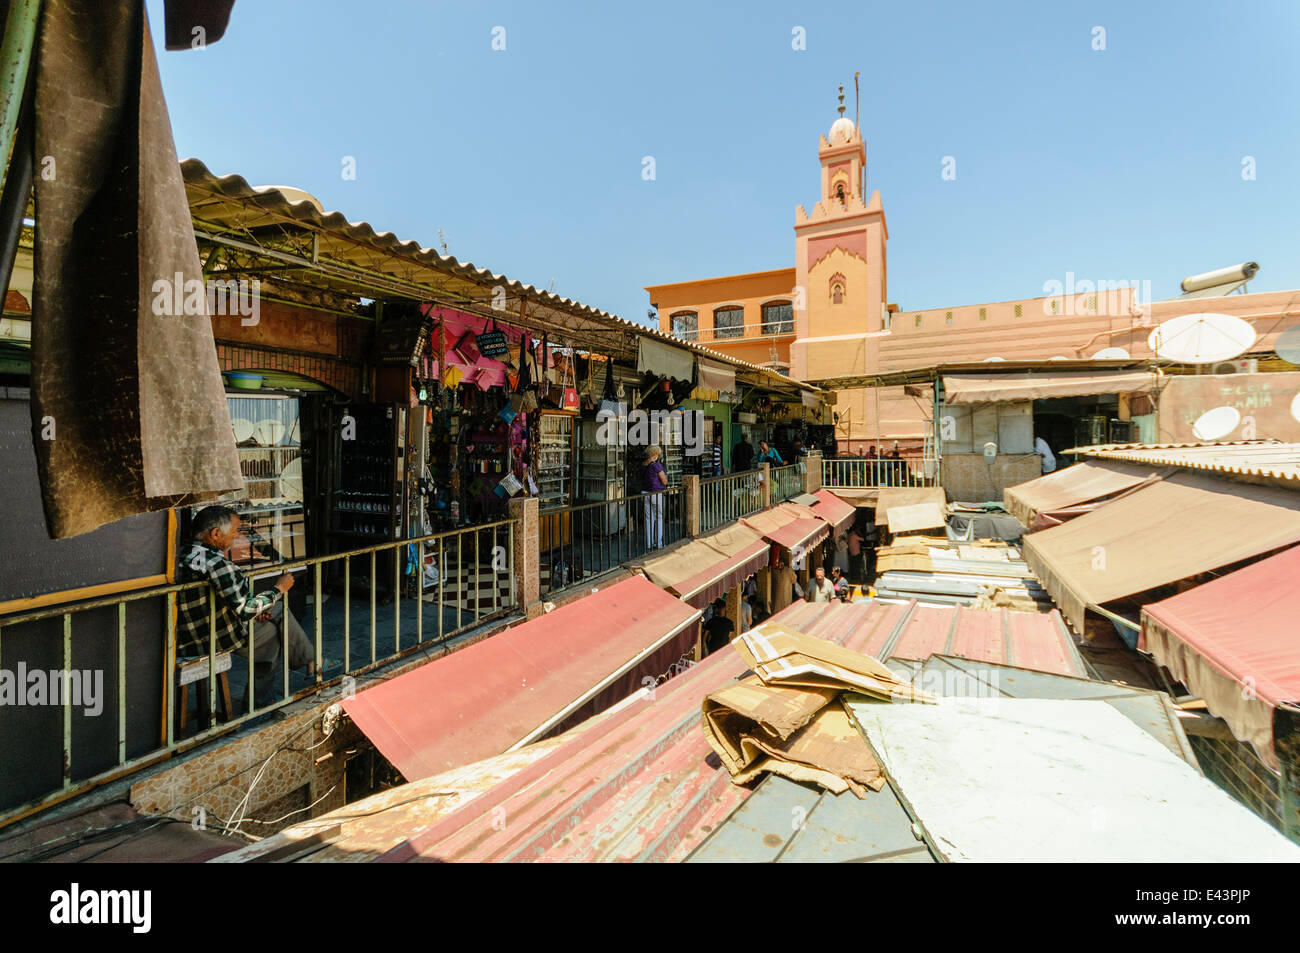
[
  {"xmin": 756, "ymin": 440, "xmax": 785, "ymax": 466},
  {"xmin": 713, "ymin": 430, "xmax": 724, "ymax": 475},
  {"xmin": 847, "ymin": 522, "xmax": 865, "ymax": 583},
  {"xmin": 808, "ymin": 566, "xmax": 837, "ymax": 603},
  {"xmin": 1035, "ymin": 435, "xmax": 1057, "ymax": 474},
  {"xmin": 641, "ymin": 444, "xmax": 668, "ymax": 549},
  {"xmin": 733, "ymin": 433, "xmax": 754, "ymax": 471},
  {"xmin": 703, "ymin": 598, "xmax": 735, "ymax": 654}
]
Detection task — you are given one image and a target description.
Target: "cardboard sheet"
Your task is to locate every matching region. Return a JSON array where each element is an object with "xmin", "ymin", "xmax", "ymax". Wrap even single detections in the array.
[{"xmin": 700, "ymin": 621, "xmax": 929, "ymax": 797}]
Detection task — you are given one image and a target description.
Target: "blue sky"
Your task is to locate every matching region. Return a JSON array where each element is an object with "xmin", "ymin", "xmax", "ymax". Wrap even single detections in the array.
[{"xmin": 148, "ymin": 0, "xmax": 1300, "ymax": 324}]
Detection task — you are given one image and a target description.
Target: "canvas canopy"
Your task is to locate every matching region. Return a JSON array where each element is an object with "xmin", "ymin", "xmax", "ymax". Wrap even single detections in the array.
[
  {"xmin": 641, "ymin": 524, "xmax": 770, "ymax": 608},
  {"xmin": 638, "ymin": 336, "xmax": 694, "ymax": 382},
  {"xmin": 1004, "ymin": 460, "xmax": 1163, "ymax": 527},
  {"xmin": 941, "ymin": 370, "xmax": 1157, "ymax": 405},
  {"xmin": 1022, "ymin": 471, "xmax": 1300, "ymax": 633},
  {"xmin": 696, "ymin": 359, "xmax": 736, "ymax": 394},
  {"xmin": 742, "ymin": 503, "xmax": 829, "ymax": 556},
  {"xmin": 809, "ymin": 489, "xmax": 857, "ymax": 532},
  {"xmin": 875, "ymin": 487, "xmax": 946, "ymax": 525},
  {"xmin": 1141, "ymin": 545, "xmax": 1300, "ymax": 768}
]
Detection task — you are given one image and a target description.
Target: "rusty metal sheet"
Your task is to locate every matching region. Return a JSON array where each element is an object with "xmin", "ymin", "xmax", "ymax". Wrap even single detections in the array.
[{"xmin": 342, "ymin": 575, "xmax": 700, "ymax": 780}]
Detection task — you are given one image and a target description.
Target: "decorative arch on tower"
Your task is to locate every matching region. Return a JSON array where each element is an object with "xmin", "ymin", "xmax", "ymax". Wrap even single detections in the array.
[{"xmin": 828, "ymin": 272, "xmax": 847, "ymax": 306}]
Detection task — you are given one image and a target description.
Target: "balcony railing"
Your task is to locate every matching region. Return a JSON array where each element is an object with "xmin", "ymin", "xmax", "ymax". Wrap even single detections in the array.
[
  {"xmin": 0, "ymin": 519, "xmax": 515, "ymax": 827},
  {"xmin": 668, "ymin": 324, "xmax": 795, "ymax": 345},
  {"xmin": 538, "ymin": 487, "xmax": 686, "ymax": 596},
  {"xmin": 700, "ymin": 470, "xmax": 763, "ymax": 534},
  {"xmin": 770, "ymin": 463, "xmax": 803, "ymax": 503},
  {"xmin": 822, "ymin": 457, "xmax": 937, "ymax": 489}
]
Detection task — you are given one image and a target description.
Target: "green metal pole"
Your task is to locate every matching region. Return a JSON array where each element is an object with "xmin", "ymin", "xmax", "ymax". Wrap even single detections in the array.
[{"xmin": 0, "ymin": 0, "xmax": 39, "ymax": 186}]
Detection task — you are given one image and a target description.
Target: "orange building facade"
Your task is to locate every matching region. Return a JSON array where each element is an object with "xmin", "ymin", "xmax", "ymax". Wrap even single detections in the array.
[{"xmin": 646, "ymin": 93, "xmax": 1297, "ymax": 452}]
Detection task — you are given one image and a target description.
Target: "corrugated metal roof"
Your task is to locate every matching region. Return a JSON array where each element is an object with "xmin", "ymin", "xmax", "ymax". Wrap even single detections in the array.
[
  {"xmin": 214, "ymin": 598, "xmax": 1084, "ymax": 863},
  {"xmin": 181, "ymin": 159, "xmax": 822, "ymax": 397},
  {"xmin": 341, "ymin": 575, "xmax": 700, "ymax": 781},
  {"xmin": 686, "ymin": 653, "xmax": 1196, "ymax": 863},
  {"xmin": 1067, "ymin": 440, "xmax": 1300, "ymax": 483}
]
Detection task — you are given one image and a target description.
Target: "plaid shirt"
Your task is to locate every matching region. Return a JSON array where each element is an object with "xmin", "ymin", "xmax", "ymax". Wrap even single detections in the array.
[{"xmin": 176, "ymin": 541, "xmax": 282, "ymax": 659}]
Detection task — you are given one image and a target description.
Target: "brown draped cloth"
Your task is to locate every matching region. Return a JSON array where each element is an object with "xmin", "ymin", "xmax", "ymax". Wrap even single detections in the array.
[{"xmin": 30, "ymin": 0, "xmax": 241, "ymax": 538}]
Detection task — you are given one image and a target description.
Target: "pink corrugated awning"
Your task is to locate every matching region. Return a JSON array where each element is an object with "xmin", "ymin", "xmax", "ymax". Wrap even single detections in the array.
[
  {"xmin": 1140, "ymin": 545, "xmax": 1300, "ymax": 767},
  {"xmin": 742, "ymin": 503, "xmax": 830, "ymax": 556},
  {"xmin": 342, "ymin": 575, "xmax": 701, "ymax": 780},
  {"xmin": 882, "ymin": 603, "xmax": 1086, "ymax": 677},
  {"xmin": 810, "ymin": 489, "xmax": 857, "ymax": 532},
  {"xmin": 669, "ymin": 540, "xmax": 771, "ymax": 608}
]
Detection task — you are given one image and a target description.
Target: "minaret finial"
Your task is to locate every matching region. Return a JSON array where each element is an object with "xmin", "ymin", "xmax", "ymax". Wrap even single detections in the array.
[{"xmin": 837, "ymin": 84, "xmax": 846, "ymax": 117}]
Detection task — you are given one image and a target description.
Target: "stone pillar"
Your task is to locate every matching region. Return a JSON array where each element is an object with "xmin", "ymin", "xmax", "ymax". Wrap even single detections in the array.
[
  {"xmin": 772, "ymin": 564, "xmax": 792, "ymax": 612},
  {"xmin": 508, "ymin": 496, "xmax": 542, "ymax": 619},
  {"xmin": 725, "ymin": 583, "xmax": 742, "ymax": 636},
  {"xmin": 759, "ymin": 462, "xmax": 771, "ymax": 509},
  {"xmin": 757, "ymin": 567, "xmax": 772, "ymax": 617},
  {"xmin": 805, "ymin": 451, "xmax": 823, "ymax": 493},
  {"xmin": 683, "ymin": 474, "xmax": 701, "ymax": 537}
]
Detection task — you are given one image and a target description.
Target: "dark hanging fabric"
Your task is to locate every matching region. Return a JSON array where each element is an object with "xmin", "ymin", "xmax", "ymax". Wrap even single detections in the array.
[
  {"xmin": 163, "ymin": 0, "xmax": 237, "ymax": 50},
  {"xmin": 603, "ymin": 355, "xmax": 617, "ymax": 401},
  {"xmin": 30, "ymin": 0, "xmax": 242, "ymax": 538}
]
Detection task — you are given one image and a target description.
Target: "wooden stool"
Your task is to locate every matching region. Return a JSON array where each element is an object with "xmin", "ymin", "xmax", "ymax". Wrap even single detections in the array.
[{"xmin": 177, "ymin": 652, "xmax": 234, "ymax": 737}]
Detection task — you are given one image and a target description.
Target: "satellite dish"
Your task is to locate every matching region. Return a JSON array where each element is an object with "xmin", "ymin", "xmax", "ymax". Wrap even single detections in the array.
[
  {"xmin": 231, "ymin": 417, "xmax": 256, "ymax": 444},
  {"xmin": 1291, "ymin": 392, "xmax": 1300, "ymax": 425},
  {"xmin": 1192, "ymin": 406, "xmax": 1241, "ymax": 441},
  {"xmin": 1148, "ymin": 312, "xmax": 1256, "ymax": 364},
  {"xmin": 983, "ymin": 356, "xmax": 1006, "ymax": 362},
  {"xmin": 1275, "ymin": 324, "xmax": 1300, "ymax": 366},
  {"xmin": 1091, "ymin": 347, "xmax": 1131, "ymax": 360},
  {"xmin": 252, "ymin": 418, "xmax": 286, "ymax": 446}
]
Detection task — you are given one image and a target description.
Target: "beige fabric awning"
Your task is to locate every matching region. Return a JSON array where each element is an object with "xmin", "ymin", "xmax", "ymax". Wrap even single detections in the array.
[
  {"xmin": 697, "ymin": 359, "xmax": 736, "ymax": 394},
  {"xmin": 875, "ymin": 487, "xmax": 947, "ymax": 525},
  {"xmin": 942, "ymin": 370, "xmax": 1158, "ymax": 405},
  {"xmin": 1004, "ymin": 460, "xmax": 1164, "ymax": 526},
  {"xmin": 887, "ymin": 502, "xmax": 948, "ymax": 534},
  {"xmin": 1022, "ymin": 471, "xmax": 1300, "ymax": 634},
  {"xmin": 638, "ymin": 337, "xmax": 694, "ymax": 382}
]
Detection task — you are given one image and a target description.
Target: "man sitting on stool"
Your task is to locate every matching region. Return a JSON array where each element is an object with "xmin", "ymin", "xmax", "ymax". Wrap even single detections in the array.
[{"xmin": 178, "ymin": 505, "xmax": 317, "ymax": 709}]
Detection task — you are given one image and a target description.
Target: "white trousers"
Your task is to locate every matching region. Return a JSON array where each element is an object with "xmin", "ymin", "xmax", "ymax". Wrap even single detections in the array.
[{"xmin": 643, "ymin": 493, "xmax": 664, "ymax": 549}]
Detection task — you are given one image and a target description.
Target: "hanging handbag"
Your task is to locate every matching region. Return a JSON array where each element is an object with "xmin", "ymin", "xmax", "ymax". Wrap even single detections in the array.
[
  {"xmin": 599, "ymin": 354, "xmax": 621, "ymax": 416},
  {"xmin": 516, "ymin": 333, "xmax": 539, "ymax": 412},
  {"xmin": 561, "ymin": 346, "xmax": 580, "ymax": 411},
  {"xmin": 451, "ymin": 329, "xmax": 480, "ymax": 365},
  {"xmin": 476, "ymin": 316, "xmax": 510, "ymax": 360}
]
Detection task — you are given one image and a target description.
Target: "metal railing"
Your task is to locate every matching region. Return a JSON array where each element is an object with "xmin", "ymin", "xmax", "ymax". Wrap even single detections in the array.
[
  {"xmin": 822, "ymin": 457, "xmax": 937, "ymax": 489},
  {"xmin": 770, "ymin": 463, "xmax": 803, "ymax": 503},
  {"xmin": 700, "ymin": 470, "xmax": 764, "ymax": 534},
  {"xmin": 538, "ymin": 487, "xmax": 686, "ymax": 596},
  {"xmin": 0, "ymin": 519, "xmax": 515, "ymax": 828}
]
